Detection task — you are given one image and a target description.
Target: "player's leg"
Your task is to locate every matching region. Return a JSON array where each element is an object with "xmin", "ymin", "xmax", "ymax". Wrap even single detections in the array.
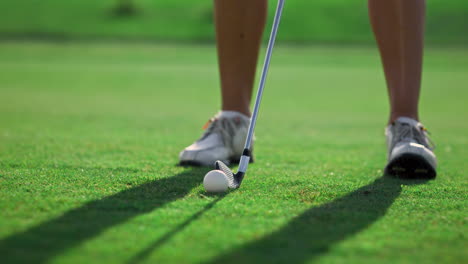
[
  {"xmin": 216, "ymin": 0, "xmax": 267, "ymax": 116},
  {"xmin": 369, "ymin": 0, "xmax": 436, "ymax": 178},
  {"xmin": 179, "ymin": 0, "xmax": 267, "ymax": 166},
  {"xmin": 369, "ymin": 0, "xmax": 424, "ymax": 124}
]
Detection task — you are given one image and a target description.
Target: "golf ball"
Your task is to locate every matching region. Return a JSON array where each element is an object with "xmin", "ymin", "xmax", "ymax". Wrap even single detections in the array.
[{"xmin": 203, "ymin": 170, "xmax": 229, "ymax": 192}]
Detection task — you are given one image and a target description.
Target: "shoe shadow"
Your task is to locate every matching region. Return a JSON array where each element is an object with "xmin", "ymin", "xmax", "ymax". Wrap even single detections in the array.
[
  {"xmin": 127, "ymin": 194, "xmax": 226, "ymax": 264},
  {"xmin": 204, "ymin": 176, "xmax": 428, "ymax": 264},
  {"xmin": 1, "ymin": 167, "xmax": 207, "ymax": 264}
]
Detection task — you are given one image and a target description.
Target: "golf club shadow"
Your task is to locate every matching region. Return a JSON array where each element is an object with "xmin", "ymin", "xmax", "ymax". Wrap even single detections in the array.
[
  {"xmin": 1, "ymin": 167, "xmax": 207, "ymax": 264},
  {"xmin": 204, "ymin": 176, "xmax": 429, "ymax": 264},
  {"xmin": 127, "ymin": 194, "xmax": 226, "ymax": 264}
]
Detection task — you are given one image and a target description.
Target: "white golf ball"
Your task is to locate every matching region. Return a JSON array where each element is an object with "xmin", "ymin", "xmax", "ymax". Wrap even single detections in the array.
[{"xmin": 203, "ymin": 170, "xmax": 229, "ymax": 193}]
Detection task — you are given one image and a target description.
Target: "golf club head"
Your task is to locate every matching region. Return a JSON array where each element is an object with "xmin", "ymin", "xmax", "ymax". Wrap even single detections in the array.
[{"xmin": 214, "ymin": 160, "xmax": 243, "ymax": 189}]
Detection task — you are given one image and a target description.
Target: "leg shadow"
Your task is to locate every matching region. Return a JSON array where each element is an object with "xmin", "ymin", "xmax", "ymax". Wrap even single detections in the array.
[
  {"xmin": 128, "ymin": 194, "xmax": 226, "ymax": 264},
  {"xmin": 205, "ymin": 176, "xmax": 428, "ymax": 264},
  {"xmin": 1, "ymin": 167, "xmax": 207, "ymax": 264}
]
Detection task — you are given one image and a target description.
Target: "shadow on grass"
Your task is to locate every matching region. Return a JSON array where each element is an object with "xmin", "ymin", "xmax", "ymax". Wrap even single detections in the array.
[
  {"xmin": 204, "ymin": 176, "xmax": 428, "ymax": 264},
  {"xmin": 128, "ymin": 194, "xmax": 226, "ymax": 264},
  {"xmin": 1, "ymin": 167, "xmax": 208, "ymax": 264}
]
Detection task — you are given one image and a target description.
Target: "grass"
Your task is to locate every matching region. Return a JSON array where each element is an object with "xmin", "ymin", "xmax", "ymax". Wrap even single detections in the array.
[
  {"xmin": 0, "ymin": 41, "xmax": 467, "ymax": 263},
  {"xmin": 0, "ymin": 0, "xmax": 467, "ymax": 44}
]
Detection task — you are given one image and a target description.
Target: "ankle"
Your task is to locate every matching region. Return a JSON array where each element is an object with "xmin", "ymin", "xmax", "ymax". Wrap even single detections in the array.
[
  {"xmin": 389, "ymin": 113, "xmax": 419, "ymax": 125},
  {"xmin": 221, "ymin": 107, "xmax": 251, "ymax": 117}
]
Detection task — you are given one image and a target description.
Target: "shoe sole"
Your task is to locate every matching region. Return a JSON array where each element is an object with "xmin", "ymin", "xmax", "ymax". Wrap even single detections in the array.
[
  {"xmin": 179, "ymin": 155, "xmax": 255, "ymax": 168},
  {"xmin": 385, "ymin": 153, "xmax": 436, "ymax": 179}
]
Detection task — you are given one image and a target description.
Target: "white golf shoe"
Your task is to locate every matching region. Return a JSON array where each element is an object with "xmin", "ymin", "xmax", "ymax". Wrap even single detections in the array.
[
  {"xmin": 385, "ymin": 117, "xmax": 437, "ymax": 178},
  {"xmin": 179, "ymin": 111, "xmax": 252, "ymax": 167}
]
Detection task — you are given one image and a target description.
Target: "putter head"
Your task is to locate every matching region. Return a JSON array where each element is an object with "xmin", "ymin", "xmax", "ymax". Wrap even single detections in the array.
[{"xmin": 215, "ymin": 160, "xmax": 244, "ymax": 189}]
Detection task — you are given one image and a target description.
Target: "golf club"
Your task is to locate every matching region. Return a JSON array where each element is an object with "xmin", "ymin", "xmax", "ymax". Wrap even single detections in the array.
[{"xmin": 213, "ymin": 0, "xmax": 285, "ymax": 189}]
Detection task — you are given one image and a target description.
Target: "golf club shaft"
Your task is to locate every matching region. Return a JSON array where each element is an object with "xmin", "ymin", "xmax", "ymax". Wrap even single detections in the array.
[{"xmin": 238, "ymin": 0, "xmax": 285, "ymax": 173}]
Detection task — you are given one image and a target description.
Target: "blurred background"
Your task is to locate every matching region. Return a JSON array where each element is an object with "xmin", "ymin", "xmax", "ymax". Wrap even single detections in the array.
[{"xmin": 0, "ymin": 0, "xmax": 467, "ymax": 45}]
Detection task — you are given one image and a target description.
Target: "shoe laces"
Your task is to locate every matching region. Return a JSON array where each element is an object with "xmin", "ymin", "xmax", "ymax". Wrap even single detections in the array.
[
  {"xmin": 394, "ymin": 122, "xmax": 435, "ymax": 150},
  {"xmin": 199, "ymin": 117, "xmax": 240, "ymax": 149}
]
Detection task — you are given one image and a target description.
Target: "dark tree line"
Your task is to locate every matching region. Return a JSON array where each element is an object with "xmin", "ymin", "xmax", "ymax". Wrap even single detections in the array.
[{"xmin": 113, "ymin": 0, "xmax": 138, "ymax": 16}]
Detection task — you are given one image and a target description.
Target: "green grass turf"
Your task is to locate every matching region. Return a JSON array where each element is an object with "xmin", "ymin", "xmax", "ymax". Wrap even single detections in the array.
[
  {"xmin": 0, "ymin": 0, "xmax": 467, "ymax": 45},
  {"xmin": 0, "ymin": 41, "xmax": 467, "ymax": 263}
]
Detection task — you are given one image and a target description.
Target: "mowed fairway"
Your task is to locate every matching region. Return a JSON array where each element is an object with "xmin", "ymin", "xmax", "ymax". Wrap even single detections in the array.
[{"xmin": 0, "ymin": 42, "xmax": 466, "ymax": 263}]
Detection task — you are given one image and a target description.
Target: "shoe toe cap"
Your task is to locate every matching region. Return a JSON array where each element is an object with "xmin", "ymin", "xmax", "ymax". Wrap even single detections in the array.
[
  {"xmin": 179, "ymin": 147, "xmax": 230, "ymax": 167},
  {"xmin": 390, "ymin": 142, "xmax": 437, "ymax": 168}
]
